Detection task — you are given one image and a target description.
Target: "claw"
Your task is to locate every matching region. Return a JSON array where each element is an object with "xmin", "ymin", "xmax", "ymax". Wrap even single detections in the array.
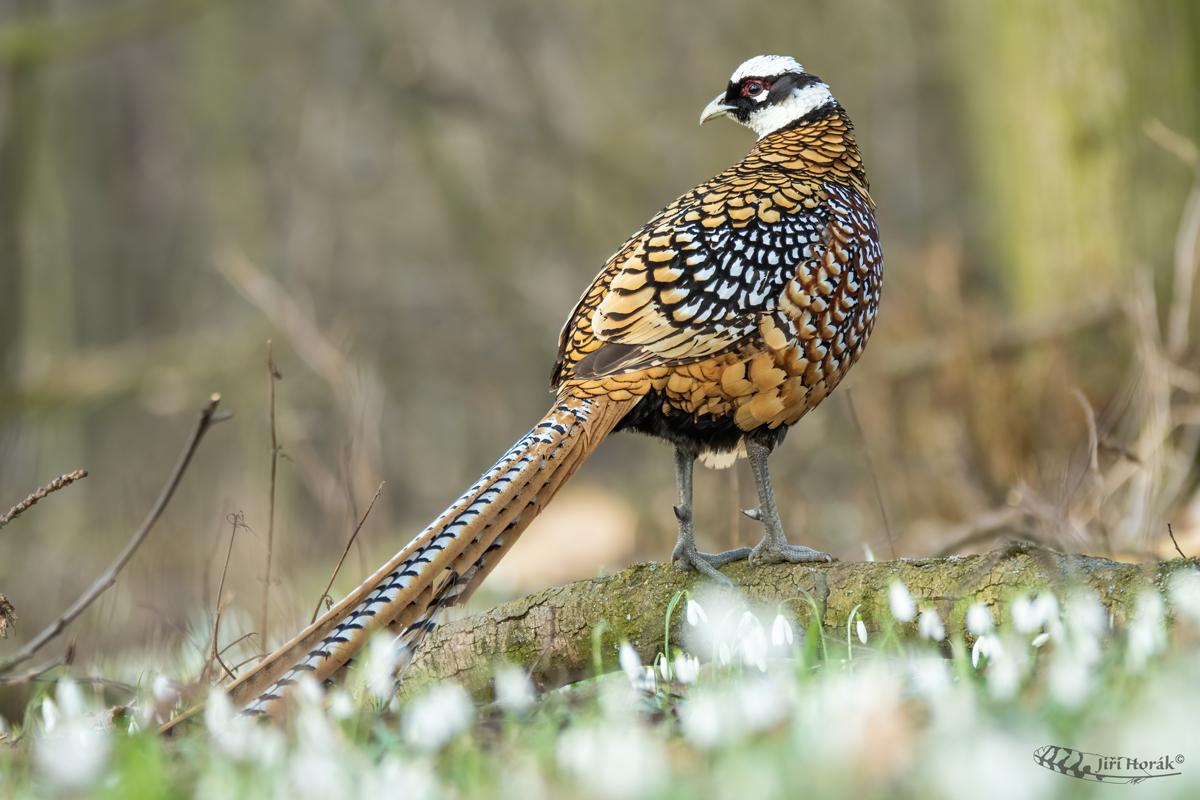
[
  {"xmin": 673, "ymin": 504, "xmax": 689, "ymax": 522},
  {"xmin": 741, "ymin": 507, "xmax": 761, "ymax": 521}
]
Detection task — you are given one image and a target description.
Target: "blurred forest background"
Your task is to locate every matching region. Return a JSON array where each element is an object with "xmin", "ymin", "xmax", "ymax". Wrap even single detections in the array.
[{"xmin": 1, "ymin": 0, "xmax": 1199, "ymax": 707}]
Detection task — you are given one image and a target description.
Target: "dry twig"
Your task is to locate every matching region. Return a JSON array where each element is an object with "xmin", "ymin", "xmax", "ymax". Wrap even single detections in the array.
[
  {"xmin": 0, "ymin": 469, "xmax": 88, "ymax": 531},
  {"xmin": 208, "ymin": 611, "xmax": 235, "ymax": 683},
  {"xmin": 49, "ymin": 675, "xmax": 136, "ymax": 695},
  {"xmin": 1168, "ymin": 524, "xmax": 1189, "ymax": 560},
  {"xmin": 845, "ymin": 390, "xmax": 896, "ymax": 559},
  {"xmin": 202, "ymin": 512, "xmax": 247, "ymax": 684},
  {"xmin": 311, "ymin": 483, "xmax": 384, "ymax": 625},
  {"xmin": 261, "ymin": 342, "xmax": 282, "ymax": 660},
  {"xmin": 0, "ymin": 395, "xmax": 228, "ymax": 676},
  {"xmin": 0, "ymin": 644, "xmax": 73, "ymax": 687},
  {"xmin": 218, "ymin": 632, "xmax": 258, "ymax": 658}
]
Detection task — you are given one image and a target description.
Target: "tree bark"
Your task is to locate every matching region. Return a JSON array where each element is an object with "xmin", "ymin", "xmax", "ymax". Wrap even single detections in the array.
[{"xmin": 402, "ymin": 543, "xmax": 1197, "ymax": 699}]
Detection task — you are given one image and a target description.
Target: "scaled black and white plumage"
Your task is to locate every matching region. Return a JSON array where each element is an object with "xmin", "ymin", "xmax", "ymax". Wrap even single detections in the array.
[{"xmin": 168, "ymin": 54, "xmax": 883, "ymax": 724}]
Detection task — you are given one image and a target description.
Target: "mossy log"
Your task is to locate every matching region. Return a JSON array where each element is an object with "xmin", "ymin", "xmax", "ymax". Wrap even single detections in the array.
[{"xmin": 403, "ymin": 543, "xmax": 1197, "ymax": 699}]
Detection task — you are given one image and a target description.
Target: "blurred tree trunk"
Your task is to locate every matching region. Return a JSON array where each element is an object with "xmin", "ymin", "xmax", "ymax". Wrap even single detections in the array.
[
  {"xmin": 945, "ymin": 0, "xmax": 1131, "ymax": 309},
  {"xmin": 945, "ymin": 0, "xmax": 1198, "ymax": 313},
  {"xmin": 0, "ymin": 7, "xmax": 40, "ymax": 384}
]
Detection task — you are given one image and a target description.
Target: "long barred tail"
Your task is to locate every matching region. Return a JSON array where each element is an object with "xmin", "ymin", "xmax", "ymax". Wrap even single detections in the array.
[{"xmin": 216, "ymin": 391, "xmax": 635, "ymax": 718}]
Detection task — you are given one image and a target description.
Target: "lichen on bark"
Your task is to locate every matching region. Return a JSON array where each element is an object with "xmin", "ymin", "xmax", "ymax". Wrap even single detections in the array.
[{"xmin": 401, "ymin": 542, "xmax": 1199, "ymax": 700}]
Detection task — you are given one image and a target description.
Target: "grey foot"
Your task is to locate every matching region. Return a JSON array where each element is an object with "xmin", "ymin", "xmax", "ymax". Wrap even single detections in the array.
[
  {"xmin": 748, "ymin": 539, "xmax": 833, "ymax": 566},
  {"xmin": 741, "ymin": 439, "xmax": 834, "ymax": 567},
  {"xmin": 671, "ymin": 501, "xmax": 748, "ymax": 586},
  {"xmin": 671, "ymin": 536, "xmax": 751, "ymax": 587}
]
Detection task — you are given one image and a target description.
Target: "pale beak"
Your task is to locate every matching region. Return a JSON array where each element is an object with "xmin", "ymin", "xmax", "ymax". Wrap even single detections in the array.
[{"xmin": 700, "ymin": 93, "xmax": 736, "ymax": 125}]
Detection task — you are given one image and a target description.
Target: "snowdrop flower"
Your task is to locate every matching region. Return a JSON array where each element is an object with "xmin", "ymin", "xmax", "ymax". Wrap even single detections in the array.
[
  {"xmin": 657, "ymin": 654, "xmax": 671, "ymax": 681},
  {"xmin": 771, "ymin": 614, "xmax": 793, "ymax": 647},
  {"xmin": 674, "ymin": 654, "xmax": 700, "ymax": 684},
  {"xmin": 618, "ymin": 642, "xmax": 643, "ymax": 685},
  {"xmin": 986, "ymin": 640, "xmax": 1023, "ymax": 700},
  {"xmin": 686, "ymin": 599, "xmax": 708, "ymax": 626},
  {"xmin": 403, "ymin": 683, "xmax": 473, "ymax": 752},
  {"xmin": 500, "ymin": 759, "xmax": 549, "ymax": 800},
  {"xmin": 888, "ymin": 581, "xmax": 916, "ymax": 622},
  {"xmin": 1031, "ymin": 632, "xmax": 1050, "ymax": 647},
  {"xmin": 151, "ymin": 674, "xmax": 177, "ymax": 703},
  {"xmin": 297, "ymin": 673, "xmax": 324, "ymax": 706},
  {"xmin": 741, "ymin": 621, "xmax": 768, "ymax": 672},
  {"xmin": 928, "ymin": 723, "xmax": 1058, "ymax": 800},
  {"xmin": 558, "ymin": 724, "xmax": 667, "ymax": 799},
  {"xmin": 34, "ymin": 718, "xmax": 110, "ymax": 792},
  {"xmin": 42, "ymin": 697, "xmax": 59, "ymax": 733},
  {"xmin": 204, "ymin": 687, "xmax": 284, "ymax": 766},
  {"xmin": 1048, "ymin": 651, "xmax": 1092, "ymax": 708},
  {"xmin": 1126, "ymin": 590, "xmax": 1166, "ymax": 672},
  {"xmin": 681, "ymin": 692, "xmax": 725, "ymax": 748},
  {"xmin": 1169, "ymin": 568, "xmax": 1200, "ymax": 625},
  {"xmin": 919, "ymin": 608, "xmax": 945, "ymax": 642},
  {"xmin": 856, "ymin": 619, "xmax": 868, "ymax": 644},
  {"xmin": 614, "ymin": 646, "xmax": 656, "ymax": 692},
  {"xmin": 290, "ymin": 696, "xmax": 347, "ymax": 798},
  {"xmin": 1010, "ymin": 596, "xmax": 1038, "ymax": 633},
  {"xmin": 972, "ymin": 634, "xmax": 1001, "ymax": 668},
  {"xmin": 328, "ymin": 688, "xmax": 355, "ymax": 720},
  {"xmin": 56, "ymin": 679, "xmax": 84, "ymax": 720},
  {"xmin": 1064, "ymin": 591, "xmax": 1108, "ymax": 665},
  {"xmin": 363, "ymin": 756, "xmax": 440, "ymax": 800},
  {"xmin": 1047, "ymin": 592, "xmax": 1108, "ymax": 708},
  {"xmin": 965, "ymin": 603, "xmax": 995, "ymax": 636},
  {"xmin": 737, "ymin": 678, "xmax": 787, "ymax": 731},
  {"xmin": 1012, "ymin": 593, "xmax": 1058, "ymax": 635},
  {"xmin": 1033, "ymin": 593, "xmax": 1060, "ymax": 629},
  {"xmin": 203, "ymin": 688, "xmax": 235, "ymax": 737},
  {"xmin": 496, "ymin": 666, "xmax": 535, "ymax": 713},
  {"xmin": 34, "ymin": 680, "xmax": 111, "ymax": 792},
  {"xmin": 717, "ymin": 642, "xmax": 731, "ymax": 666},
  {"xmin": 909, "ymin": 657, "xmax": 951, "ymax": 698},
  {"xmin": 365, "ymin": 632, "xmax": 402, "ymax": 701}
]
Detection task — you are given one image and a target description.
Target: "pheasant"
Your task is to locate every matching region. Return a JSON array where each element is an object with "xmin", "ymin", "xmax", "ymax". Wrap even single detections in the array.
[{"xmin": 200, "ymin": 54, "xmax": 882, "ymax": 720}]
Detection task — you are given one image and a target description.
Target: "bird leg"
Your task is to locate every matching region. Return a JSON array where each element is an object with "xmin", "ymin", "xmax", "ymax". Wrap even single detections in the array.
[
  {"xmin": 670, "ymin": 446, "xmax": 750, "ymax": 586},
  {"xmin": 744, "ymin": 438, "xmax": 833, "ymax": 565}
]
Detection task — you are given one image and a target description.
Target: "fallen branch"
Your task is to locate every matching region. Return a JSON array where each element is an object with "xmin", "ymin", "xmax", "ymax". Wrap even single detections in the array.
[
  {"xmin": 0, "ymin": 395, "xmax": 228, "ymax": 675},
  {"xmin": 0, "ymin": 469, "xmax": 88, "ymax": 531},
  {"xmin": 402, "ymin": 543, "xmax": 1199, "ymax": 699}
]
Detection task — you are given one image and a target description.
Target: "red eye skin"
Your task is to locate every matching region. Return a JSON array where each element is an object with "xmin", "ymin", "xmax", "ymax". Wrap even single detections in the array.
[{"xmin": 741, "ymin": 80, "xmax": 770, "ymax": 98}]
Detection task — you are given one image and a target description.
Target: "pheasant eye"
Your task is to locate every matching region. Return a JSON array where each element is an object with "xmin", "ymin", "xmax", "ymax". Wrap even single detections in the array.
[{"xmin": 742, "ymin": 80, "xmax": 769, "ymax": 98}]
